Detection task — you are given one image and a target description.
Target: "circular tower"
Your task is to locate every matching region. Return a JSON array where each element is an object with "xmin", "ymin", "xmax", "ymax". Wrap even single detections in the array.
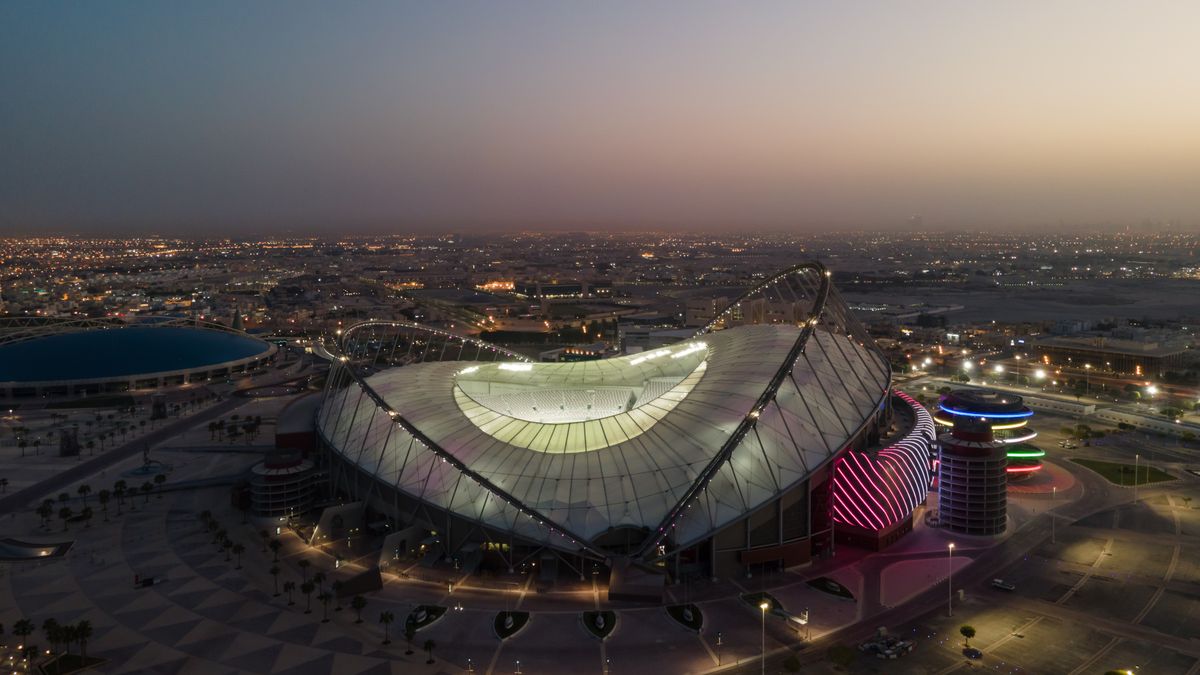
[
  {"xmin": 937, "ymin": 418, "xmax": 1008, "ymax": 535},
  {"xmin": 934, "ymin": 389, "xmax": 1043, "ymax": 480}
]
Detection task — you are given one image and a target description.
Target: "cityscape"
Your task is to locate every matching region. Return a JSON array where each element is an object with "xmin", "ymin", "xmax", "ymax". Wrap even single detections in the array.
[{"xmin": 3, "ymin": 3, "xmax": 1200, "ymax": 675}]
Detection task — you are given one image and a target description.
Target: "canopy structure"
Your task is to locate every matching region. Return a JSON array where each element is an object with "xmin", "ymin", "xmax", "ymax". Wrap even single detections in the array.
[{"xmin": 318, "ymin": 262, "xmax": 892, "ymax": 563}]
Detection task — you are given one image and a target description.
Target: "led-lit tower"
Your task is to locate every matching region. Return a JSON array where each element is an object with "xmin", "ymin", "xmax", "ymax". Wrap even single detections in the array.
[
  {"xmin": 937, "ymin": 418, "xmax": 1007, "ymax": 536},
  {"xmin": 933, "ymin": 390, "xmax": 1043, "ymax": 480}
]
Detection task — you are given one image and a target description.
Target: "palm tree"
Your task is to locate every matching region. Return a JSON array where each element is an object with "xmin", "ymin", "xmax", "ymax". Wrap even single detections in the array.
[
  {"xmin": 313, "ymin": 570, "xmax": 327, "ymax": 596},
  {"xmin": 270, "ymin": 565, "xmax": 282, "ymax": 596},
  {"xmin": 222, "ymin": 538, "xmax": 233, "ymax": 562},
  {"xmin": 13, "ymin": 619, "xmax": 34, "ymax": 655},
  {"xmin": 283, "ymin": 580, "xmax": 297, "ymax": 605},
  {"xmin": 215, "ymin": 528, "xmax": 227, "ymax": 548},
  {"xmin": 404, "ymin": 622, "xmax": 416, "ymax": 655},
  {"xmin": 351, "ymin": 595, "xmax": 367, "ymax": 623},
  {"xmin": 154, "ymin": 473, "xmax": 166, "ymax": 497},
  {"xmin": 77, "ymin": 484, "xmax": 91, "ymax": 505},
  {"xmin": 140, "ymin": 481, "xmax": 152, "ymax": 503},
  {"xmin": 77, "ymin": 620, "xmax": 93, "ymax": 660},
  {"xmin": 0, "ymin": 477, "xmax": 8, "ymax": 492},
  {"xmin": 58, "ymin": 506, "xmax": 73, "ymax": 531},
  {"xmin": 80, "ymin": 506, "xmax": 93, "ymax": 529},
  {"xmin": 298, "ymin": 559, "xmax": 311, "ymax": 582},
  {"xmin": 301, "ymin": 581, "xmax": 315, "ymax": 614},
  {"xmin": 42, "ymin": 618, "xmax": 60, "ymax": 656},
  {"xmin": 269, "ymin": 538, "xmax": 282, "ymax": 562},
  {"xmin": 97, "ymin": 489, "xmax": 111, "ymax": 520},
  {"xmin": 318, "ymin": 592, "xmax": 332, "ymax": 623},
  {"xmin": 332, "ymin": 581, "xmax": 344, "ymax": 611},
  {"xmin": 58, "ymin": 492, "xmax": 70, "ymax": 506},
  {"xmin": 259, "ymin": 529, "xmax": 270, "ymax": 552},
  {"xmin": 113, "ymin": 480, "xmax": 127, "ymax": 514},
  {"xmin": 423, "ymin": 638, "xmax": 436, "ymax": 665},
  {"xmin": 37, "ymin": 500, "xmax": 54, "ymax": 529},
  {"xmin": 379, "ymin": 611, "xmax": 395, "ymax": 645},
  {"xmin": 232, "ymin": 543, "xmax": 245, "ymax": 569}
]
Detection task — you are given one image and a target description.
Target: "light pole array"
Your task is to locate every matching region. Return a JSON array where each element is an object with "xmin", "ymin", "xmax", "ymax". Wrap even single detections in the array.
[{"xmin": 947, "ymin": 543, "xmax": 955, "ymax": 616}]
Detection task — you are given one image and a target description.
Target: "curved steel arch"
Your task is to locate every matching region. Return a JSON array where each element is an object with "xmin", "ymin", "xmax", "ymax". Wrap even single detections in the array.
[
  {"xmin": 324, "ymin": 320, "xmax": 607, "ymax": 559},
  {"xmin": 338, "ymin": 320, "xmax": 532, "ymax": 363},
  {"xmin": 634, "ymin": 261, "xmax": 835, "ymax": 557}
]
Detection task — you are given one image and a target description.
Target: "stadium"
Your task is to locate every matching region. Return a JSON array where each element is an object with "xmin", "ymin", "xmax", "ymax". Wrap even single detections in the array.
[
  {"xmin": 0, "ymin": 317, "xmax": 278, "ymax": 402},
  {"xmin": 317, "ymin": 263, "xmax": 934, "ymax": 585}
]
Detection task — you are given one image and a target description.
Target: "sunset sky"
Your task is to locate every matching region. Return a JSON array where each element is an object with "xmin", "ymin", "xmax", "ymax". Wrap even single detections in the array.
[{"xmin": 3, "ymin": 1, "xmax": 1200, "ymax": 233}]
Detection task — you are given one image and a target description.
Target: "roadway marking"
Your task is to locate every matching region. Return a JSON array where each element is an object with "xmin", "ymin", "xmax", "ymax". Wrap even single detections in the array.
[
  {"xmin": 484, "ymin": 575, "xmax": 533, "ymax": 675},
  {"xmin": 1066, "ymin": 636, "xmax": 1121, "ymax": 675},
  {"xmin": 933, "ymin": 616, "xmax": 1043, "ymax": 675},
  {"xmin": 1057, "ymin": 537, "xmax": 1112, "ymax": 605}
]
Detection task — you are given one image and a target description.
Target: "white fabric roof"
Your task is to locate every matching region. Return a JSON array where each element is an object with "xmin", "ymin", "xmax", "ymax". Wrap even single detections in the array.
[{"xmin": 318, "ymin": 323, "xmax": 888, "ymax": 551}]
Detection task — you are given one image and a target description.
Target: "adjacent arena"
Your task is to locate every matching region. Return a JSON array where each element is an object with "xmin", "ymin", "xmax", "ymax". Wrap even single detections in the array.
[
  {"xmin": 0, "ymin": 318, "xmax": 277, "ymax": 401},
  {"xmin": 318, "ymin": 263, "xmax": 934, "ymax": 582}
]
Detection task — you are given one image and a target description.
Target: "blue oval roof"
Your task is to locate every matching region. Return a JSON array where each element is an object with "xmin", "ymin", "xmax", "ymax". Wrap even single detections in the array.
[{"xmin": 0, "ymin": 327, "xmax": 271, "ymax": 382}]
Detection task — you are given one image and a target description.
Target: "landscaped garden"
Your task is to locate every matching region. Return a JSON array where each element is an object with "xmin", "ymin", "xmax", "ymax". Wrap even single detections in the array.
[{"xmin": 1071, "ymin": 458, "xmax": 1175, "ymax": 486}]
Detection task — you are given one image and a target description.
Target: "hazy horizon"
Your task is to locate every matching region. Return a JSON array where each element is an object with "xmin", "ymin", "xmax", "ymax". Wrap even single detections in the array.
[{"xmin": 4, "ymin": 2, "xmax": 1200, "ymax": 235}]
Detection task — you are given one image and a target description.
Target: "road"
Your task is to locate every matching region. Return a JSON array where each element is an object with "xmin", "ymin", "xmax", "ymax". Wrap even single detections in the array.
[{"xmin": 0, "ymin": 396, "xmax": 248, "ymax": 516}]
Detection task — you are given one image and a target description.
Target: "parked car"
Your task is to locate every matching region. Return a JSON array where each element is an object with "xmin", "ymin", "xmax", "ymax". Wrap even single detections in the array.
[
  {"xmin": 963, "ymin": 647, "xmax": 982, "ymax": 659},
  {"xmin": 992, "ymin": 578, "xmax": 1015, "ymax": 591}
]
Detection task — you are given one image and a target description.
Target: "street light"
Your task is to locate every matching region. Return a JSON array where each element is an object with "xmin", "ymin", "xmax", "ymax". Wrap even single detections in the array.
[
  {"xmin": 1084, "ymin": 364, "xmax": 1092, "ymax": 397},
  {"xmin": 1051, "ymin": 486, "xmax": 1057, "ymax": 544},
  {"xmin": 947, "ymin": 543, "xmax": 956, "ymax": 616},
  {"xmin": 760, "ymin": 600, "xmax": 770, "ymax": 675}
]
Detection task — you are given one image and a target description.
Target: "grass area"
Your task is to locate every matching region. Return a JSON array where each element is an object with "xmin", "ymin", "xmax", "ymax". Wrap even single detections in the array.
[
  {"xmin": 493, "ymin": 610, "xmax": 529, "ymax": 640},
  {"xmin": 404, "ymin": 604, "xmax": 446, "ymax": 631},
  {"xmin": 581, "ymin": 610, "xmax": 616, "ymax": 640},
  {"xmin": 1071, "ymin": 458, "xmax": 1175, "ymax": 486},
  {"xmin": 46, "ymin": 395, "xmax": 135, "ymax": 409},
  {"xmin": 740, "ymin": 591, "xmax": 784, "ymax": 612},
  {"xmin": 665, "ymin": 603, "xmax": 703, "ymax": 632},
  {"xmin": 806, "ymin": 576, "xmax": 856, "ymax": 601}
]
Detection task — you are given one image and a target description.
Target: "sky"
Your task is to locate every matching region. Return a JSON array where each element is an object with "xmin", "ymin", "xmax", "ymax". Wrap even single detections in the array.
[{"xmin": 3, "ymin": 1, "xmax": 1200, "ymax": 234}]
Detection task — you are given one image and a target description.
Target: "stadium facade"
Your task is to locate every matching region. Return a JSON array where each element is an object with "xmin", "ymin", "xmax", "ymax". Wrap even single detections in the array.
[{"xmin": 317, "ymin": 263, "xmax": 934, "ymax": 582}]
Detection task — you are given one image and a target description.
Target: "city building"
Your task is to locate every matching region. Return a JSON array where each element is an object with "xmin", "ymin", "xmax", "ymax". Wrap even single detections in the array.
[
  {"xmin": 1032, "ymin": 335, "xmax": 1191, "ymax": 378},
  {"xmin": 937, "ymin": 418, "xmax": 1008, "ymax": 536},
  {"xmin": 0, "ymin": 317, "xmax": 278, "ymax": 402}
]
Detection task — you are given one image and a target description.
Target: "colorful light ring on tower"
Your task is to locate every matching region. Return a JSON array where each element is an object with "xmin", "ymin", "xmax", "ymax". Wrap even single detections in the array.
[
  {"xmin": 934, "ymin": 389, "xmax": 1044, "ymax": 477},
  {"xmin": 832, "ymin": 391, "xmax": 935, "ymax": 532}
]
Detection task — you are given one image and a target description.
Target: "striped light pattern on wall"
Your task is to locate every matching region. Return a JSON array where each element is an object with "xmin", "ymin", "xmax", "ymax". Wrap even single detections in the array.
[{"xmin": 832, "ymin": 391, "xmax": 935, "ymax": 531}]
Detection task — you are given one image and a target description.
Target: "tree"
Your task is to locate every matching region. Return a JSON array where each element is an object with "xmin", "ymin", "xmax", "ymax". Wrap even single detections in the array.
[
  {"xmin": 59, "ymin": 506, "xmax": 73, "ymax": 531},
  {"xmin": 113, "ymin": 480, "xmax": 127, "ymax": 514},
  {"xmin": 77, "ymin": 484, "xmax": 91, "ymax": 505},
  {"xmin": 404, "ymin": 622, "xmax": 416, "ymax": 655},
  {"xmin": 222, "ymin": 538, "xmax": 233, "ymax": 562},
  {"xmin": 283, "ymin": 580, "xmax": 296, "ymax": 605},
  {"xmin": 80, "ymin": 506, "xmax": 93, "ymax": 529},
  {"xmin": 12, "ymin": 619, "xmax": 34, "ymax": 651},
  {"xmin": 98, "ymin": 489, "xmax": 111, "ymax": 521},
  {"xmin": 154, "ymin": 473, "xmax": 166, "ymax": 497},
  {"xmin": 379, "ymin": 611, "xmax": 395, "ymax": 645},
  {"xmin": 77, "ymin": 620, "xmax": 93, "ymax": 660},
  {"xmin": 332, "ymin": 581, "xmax": 344, "ymax": 611},
  {"xmin": 960, "ymin": 625, "xmax": 976, "ymax": 647},
  {"xmin": 423, "ymin": 638, "xmax": 436, "ymax": 665},
  {"xmin": 319, "ymin": 592, "xmax": 332, "ymax": 623},
  {"xmin": 140, "ymin": 481, "xmax": 153, "ymax": 503},
  {"xmin": 37, "ymin": 500, "xmax": 54, "ymax": 529},
  {"xmin": 313, "ymin": 571, "xmax": 327, "ymax": 596},
  {"xmin": 232, "ymin": 543, "xmax": 245, "ymax": 569},
  {"xmin": 269, "ymin": 538, "xmax": 282, "ymax": 562},
  {"xmin": 259, "ymin": 529, "xmax": 270, "ymax": 552},
  {"xmin": 270, "ymin": 565, "xmax": 282, "ymax": 596},
  {"xmin": 0, "ymin": 477, "xmax": 8, "ymax": 493},
  {"xmin": 301, "ymin": 581, "xmax": 315, "ymax": 613},
  {"xmin": 298, "ymin": 559, "xmax": 311, "ymax": 582},
  {"xmin": 351, "ymin": 595, "xmax": 367, "ymax": 623},
  {"xmin": 42, "ymin": 618, "xmax": 60, "ymax": 656}
]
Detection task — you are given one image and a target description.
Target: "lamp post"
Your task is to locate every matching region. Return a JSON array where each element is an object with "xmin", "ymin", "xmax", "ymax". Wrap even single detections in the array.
[
  {"xmin": 1051, "ymin": 486, "xmax": 1057, "ymax": 544},
  {"xmin": 760, "ymin": 600, "xmax": 770, "ymax": 675},
  {"xmin": 1134, "ymin": 453, "xmax": 1139, "ymax": 503},
  {"xmin": 1084, "ymin": 364, "xmax": 1092, "ymax": 398},
  {"xmin": 947, "ymin": 543, "xmax": 956, "ymax": 616}
]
